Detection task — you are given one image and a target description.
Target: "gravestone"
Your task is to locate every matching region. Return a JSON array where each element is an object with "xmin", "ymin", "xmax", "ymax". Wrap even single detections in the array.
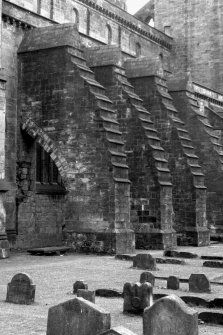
[
  {"xmin": 133, "ymin": 254, "xmax": 157, "ymax": 270},
  {"xmin": 123, "ymin": 282, "xmax": 153, "ymax": 314},
  {"xmin": 73, "ymin": 280, "xmax": 88, "ymax": 294},
  {"xmin": 95, "ymin": 289, "xmax": 122, "ymax": 298},
  {"xmin": 77, "ymin": 289, "xmax": 95, "ymax": 303},
  {"xmin": 143, "ymin": 295, "xmax": 198, "ymax": 335},
  {"xmin": 46, "ymin": 297, "xmax": 110, "ymax": 335},
  {"xmin": 189, "ymin": 274, "xmax": 211, "ymax": 293},
  {"xmin": 100, "ymin": 326, "xmax": 138, "ymax": 335},
  {"xmin": 140, "ymin": 272, "xmax": 155, "ymax": 286},
  {"xmin": 6, "ymin": 273, "xmax": 36, "ymax": 305},
  {"xmin": 167, "ymin": 276, "xmax": 180, "ymax": 290}
]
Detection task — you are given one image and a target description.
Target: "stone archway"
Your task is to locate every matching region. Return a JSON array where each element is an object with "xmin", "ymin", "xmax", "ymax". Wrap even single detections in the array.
[{"xmin": 21, "ymin": 117, "xmax": 70, "ymax": 188}]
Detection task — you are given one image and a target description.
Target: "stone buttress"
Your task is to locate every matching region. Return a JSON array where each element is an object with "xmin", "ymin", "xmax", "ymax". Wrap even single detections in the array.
[
  {"xmin": 0, "ymin": 70, "xmax": 11, "ymax": 258},
  {"xmin": 17, "ymin": 24, "xmax": 135, "ymax": 254},
  {"xmin": 169, "ymin": 75, "xmax": 223, "ymax": 240},
  {"xmin": 125, "ymin": 58, "xmax": 209, "ymax": 246},
  {"xmin": 84, "ymin": 46, "xmax": 176, "ymax": 250}
]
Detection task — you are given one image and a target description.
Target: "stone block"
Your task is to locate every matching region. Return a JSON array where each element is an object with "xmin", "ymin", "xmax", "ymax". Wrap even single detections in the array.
[
  {"xmin": 143, "ymin": 295, "xmax": 198, "ymax": 335},
  {"xmin": 77, "ymin": 289, "xmax": 95, "ymax": 303},
  {"xmin": 95, "ymin": 289, "xmax": 122, "ymax": 298},
  {"xmin": 73, "ymin": 280, "xmax": 88, "ymax": 294},
  {"xmin": 123, "ymin": 282, "xmax": 153, "ymax": 314},
  {"xmin": 164, "ymin": 250, "xmax": 198, "ymax": 259},
  {"xmin": 189, "ymin": 274, "xmax": 211, "ymax": 293},
  {"xmin": 100, "ymin": 326, "xmax": 138, "ymax": 335},
  {"xmin": 46, "ymin": 297, "xmax": 111, "ymax": 335},
  {"xmin": 6, "ymin": 273, "xmax": 36, "ymax": 305},
  {"xmin": 133, "ymin": 254, "xmax": 157, "ymax": 270},
  {"xmin": 167, "ymin": 276, "xmax": 180, "ymax": 290},
  {"xmin": 203, "ymin": 260, "xmax": 223, "ymax": 268},
  {"xmin": 139, "ymin": 272, "xmax": 155, "ymax": 286}
]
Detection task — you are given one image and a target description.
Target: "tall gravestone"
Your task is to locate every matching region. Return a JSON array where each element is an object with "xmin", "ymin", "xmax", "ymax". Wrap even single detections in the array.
[
  {"xmin": 46, "ymin": 297, "xmax": 111, "ymax": 335},
  {"xmin": 6, "ymin": 273, "xmax": 36, "ymax": 304},
  {"xmin": 123, "ymin": 282, "xmax": 153, "ymax": 314},
  {"xmin": 143, "ymin": 295, "xmax": 198, "ymax": 335}
]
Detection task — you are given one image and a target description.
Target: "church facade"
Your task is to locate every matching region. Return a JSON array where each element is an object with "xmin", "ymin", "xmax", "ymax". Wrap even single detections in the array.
[{"xmin": 0, "ymin": 0, "xmax": 222, "ymax": 255}]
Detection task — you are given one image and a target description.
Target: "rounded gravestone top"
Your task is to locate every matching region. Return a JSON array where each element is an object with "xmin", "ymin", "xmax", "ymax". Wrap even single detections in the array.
[
  {"xmin": 143, "ymin": 294, "xmax": 198, "ymax": 335},
  {"xmin": 11, "ymin": 273, "xmax": 33, "ymax": 285}
]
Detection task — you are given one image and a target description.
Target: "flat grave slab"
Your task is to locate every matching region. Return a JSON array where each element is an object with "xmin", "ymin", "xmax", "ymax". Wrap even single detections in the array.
[{"xmin": 27, "ymin": 246, "xmax": 71, "ymax": 256}]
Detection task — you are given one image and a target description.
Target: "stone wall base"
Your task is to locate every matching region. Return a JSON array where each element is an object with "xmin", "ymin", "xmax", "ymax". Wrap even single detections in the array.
[
  {"xmin": 64, "ymin": 229, "xmax": 135, "ymax": 255},
  {"xmin": 184, "ymin": 228, "xmax": 210, "ymax": 246},
  {"xmin": 136, "ymin": 229, "xmax": 177, "ymax": 250}
]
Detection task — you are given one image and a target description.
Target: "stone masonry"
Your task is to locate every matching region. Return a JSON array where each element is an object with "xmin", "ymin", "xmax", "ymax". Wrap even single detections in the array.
[{"xmin": 2, "ymin": 0, "xmax": 223, "ymax": 251}]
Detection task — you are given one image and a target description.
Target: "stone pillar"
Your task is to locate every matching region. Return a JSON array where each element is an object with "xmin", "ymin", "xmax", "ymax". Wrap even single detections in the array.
[{"xmin": 0, "ymin": 70, "xmax": 10, "ymax": 258}]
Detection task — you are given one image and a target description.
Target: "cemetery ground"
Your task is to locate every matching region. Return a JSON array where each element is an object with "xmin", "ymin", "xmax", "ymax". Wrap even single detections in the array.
[{"xmin": 1, "ymin": 244, "xmax": 223, "ymax": 335}]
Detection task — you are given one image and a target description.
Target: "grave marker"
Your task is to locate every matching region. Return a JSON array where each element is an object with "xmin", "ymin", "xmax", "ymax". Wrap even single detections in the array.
[
  {"xmin": 140, "ymin": 272, "xmax": 155, "ymax": 286},
  {"xmin": 46, "ymin": 297, "xmax": 110, "ymax": 335},
  {"xmin": 6, "ymin": 273, "xmax": 36, "ymax": 305},
  {"xmin": 143, "ymin": 295, "xmax": 198, "ymax": 335},
  {"xmin": 189, "ymin": 274, "xmax": 211, "ymax": 293},
  {"xmin": 73, "ymin": 280, "xmax": 88, "ymax": 294},
  {"xmin": 123, "ymin": 282, "xmax": 153, "ymax": 313},
  {"xmin": 77, "ymin": 289, "xmax": 95, "ymax": 303},
  {"xmin": 167, "ymin": 276, "xmax": 180, "ymax": 290},
  {"xmin": 133, "ymin": 254, "xmax": 157, "ymax": 270}
]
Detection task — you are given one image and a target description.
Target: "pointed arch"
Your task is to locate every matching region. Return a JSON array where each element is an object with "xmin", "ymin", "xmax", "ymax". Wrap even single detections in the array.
[{"xmin": 21, "ymin": 117, "xmax": 70, "ymax": 188}]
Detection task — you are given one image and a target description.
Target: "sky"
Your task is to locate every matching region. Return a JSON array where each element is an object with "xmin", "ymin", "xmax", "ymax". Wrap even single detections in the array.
[{"xmin": 126, "ymin": 0, "xmax": 149, "ymax": 14}]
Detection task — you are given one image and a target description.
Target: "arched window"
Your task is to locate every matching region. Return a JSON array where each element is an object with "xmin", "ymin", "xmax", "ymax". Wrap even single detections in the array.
[
  {"xmin": 36, "ymin": 143, "xmax": 64, "ymax": 192},
  {"xmin": 136, "ymin": 42, "xmax": 141, "ymax": 57},
  {"xmin": 106, "ymin": 24, "xmax": 112, "ymax": 45},
  {"xmin": 72, "ymin": 8, "xmax": 79, "ymax": 29}
]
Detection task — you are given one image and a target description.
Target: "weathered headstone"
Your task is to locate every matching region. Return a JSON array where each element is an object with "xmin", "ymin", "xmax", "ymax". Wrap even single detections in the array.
[
  {"xmin": 140, "ymin": 272, "xmax": 155, "ymax": 286},
  {"xmin": 46, "ymin": 297, "xmax": 111, "ymax": 335},
  {"xmin": 6, "ymin": 273, "xmax": 36, "ymax": 305},
  {"xmin": 189, "ymin": 274, "xmax": 211, "ymax": 293},
  {"xmin": 133, "ymin": 254, "xmax": 157, "ymax": 270},
  {"xmin": 100, "ymin": 326, "xmax": 138, "ymax": 335},
  {"xmin": 167, "ymin": 276, "xmax": 180, "ymax": 290},
  {"xmin": 73, "ymin": 280, "xmax": 88, "ymax": 294},
  {"xmin": 143, "ymin": 295, "xmax": 198, "ymax": 335},
  {"xmin": 77, "ymin": 289, "xmax": 95, "ymax": 303},
  {"xmin": 123, "ymin": 282, "xmax": 153, "ymax": 314}
]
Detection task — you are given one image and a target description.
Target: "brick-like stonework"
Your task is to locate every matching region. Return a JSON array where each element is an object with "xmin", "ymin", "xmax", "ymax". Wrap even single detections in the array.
[{"xmin": 85, "ymin": 46, "xmax": 176, "ymax": 250}]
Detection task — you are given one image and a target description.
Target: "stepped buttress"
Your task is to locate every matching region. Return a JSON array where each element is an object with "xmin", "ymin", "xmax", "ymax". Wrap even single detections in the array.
[
  {"xmin": 125, "ymin": 58, "xmax": 209, "ymax": 247},
  {"xmin": 169, "ymin": 75, "xmax": 223, "ymax": 240},
  {"xmin": 85, "ymin": 46, "xmax": 176, "ymax": 250},
  {"xmin": 17, "ymin": 24, "xmax": 135, "ymax": 254}
]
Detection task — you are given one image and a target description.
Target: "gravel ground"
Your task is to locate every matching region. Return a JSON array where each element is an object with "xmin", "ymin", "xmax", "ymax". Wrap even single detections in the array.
[{"xmin": 1, "ymin": 244, "xmax": 223, "ymax": 335}]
